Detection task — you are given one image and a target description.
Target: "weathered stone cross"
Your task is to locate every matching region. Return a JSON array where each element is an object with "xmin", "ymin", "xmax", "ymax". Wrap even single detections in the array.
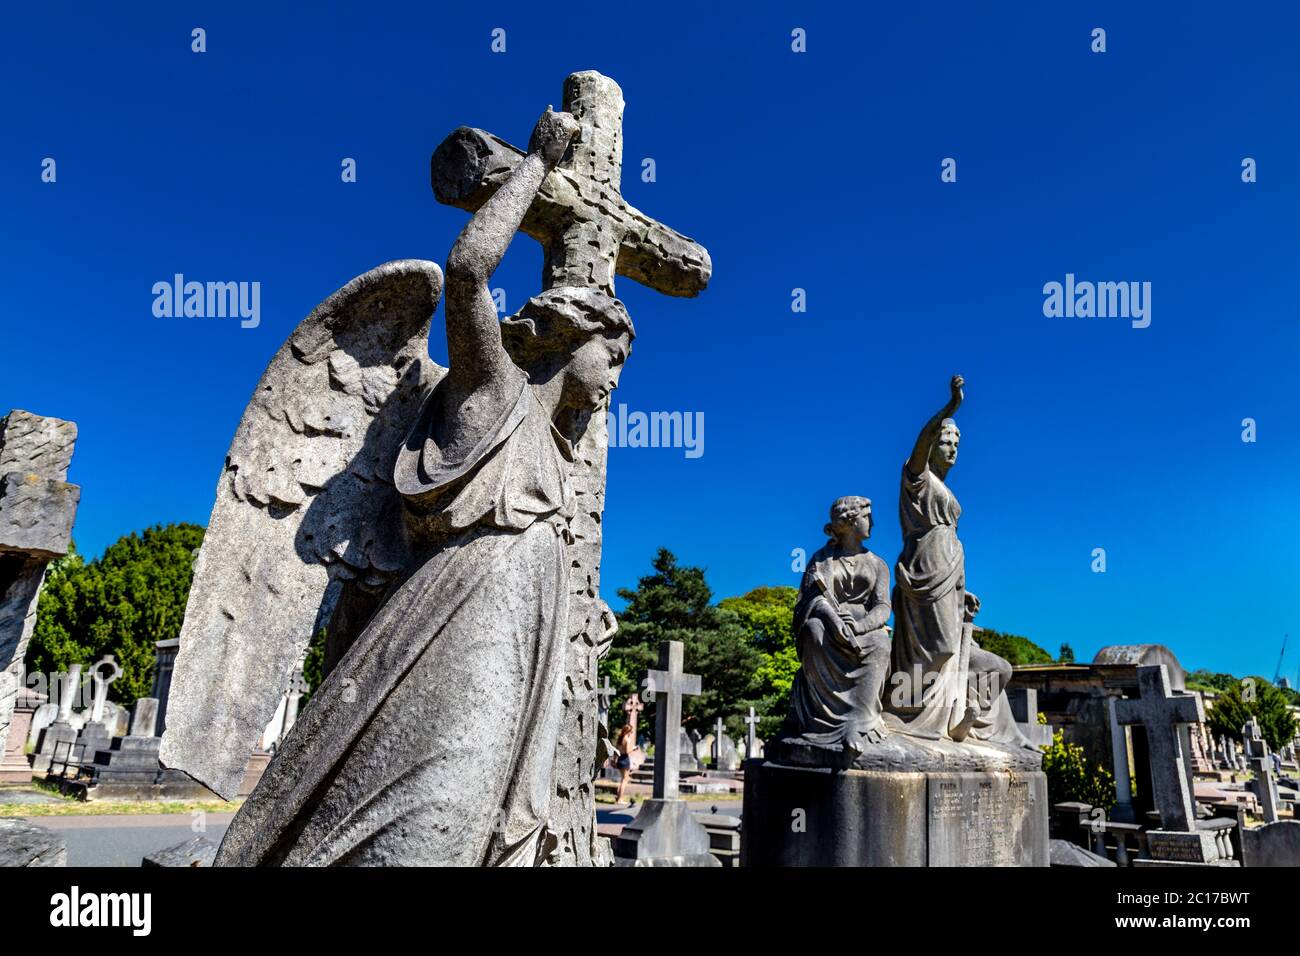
[
  {"xmin": 744, "ymin": 705, "xmax": 760, "ymax": 759},
  {"xmin": 431, "ymin": 70, "xmax": 711, "ymax": 300},
  {"xmin": 623, "ymin": 693, "xmax": 644, "ymax": 738},
  {"xmin": 430, "ymin": 72, "xmax": 711, "ymax": 854},
  {"xmin": 1241, "ymin": 717, "xmax": 1280, "ymax": 822},
  {"xmin": 713, "ymin": 715, "xmax": 726, "ymax": 768},
  {"xmin": 1114, "ymin": 664, "xmax": 1204, "ymax": 831},
  {"xmin": 1242, "ymin": 716, "xmax": 1268, "ymax": 758},
  {"xmin": 644, "ymin": 640, "xmax": 701, "ymax": 800},
  {"xmin": 597, "ymin": 675, "xmax": 614, "ymax": 714}
]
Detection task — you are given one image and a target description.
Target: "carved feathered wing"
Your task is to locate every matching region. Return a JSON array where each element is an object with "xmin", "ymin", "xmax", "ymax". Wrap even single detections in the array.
[{"xmin": 161, "ymin": 259, "xmax": 445, "ymax": 799}]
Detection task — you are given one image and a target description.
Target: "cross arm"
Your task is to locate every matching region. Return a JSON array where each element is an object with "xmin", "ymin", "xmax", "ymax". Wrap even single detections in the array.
[
  {"xmin": 432, "ymin": 127, "xmax": 711, "ymax": 298},
  {"xmin": 645, "ymin": 670, "xmax": 702, "ymax": 698}
]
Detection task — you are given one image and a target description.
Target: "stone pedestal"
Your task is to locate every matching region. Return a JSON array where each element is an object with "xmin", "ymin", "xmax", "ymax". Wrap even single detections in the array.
[
  {"xmin": 0, "ymin": 687, "xmax": 42, "ymax": 783},
  {"xmin": 741, "ymin": 761, "xmax": 1049, "ymax": 867},
  {"xmin": 612, "ymin": 799, "xmax": 720, "ymax": 867}
]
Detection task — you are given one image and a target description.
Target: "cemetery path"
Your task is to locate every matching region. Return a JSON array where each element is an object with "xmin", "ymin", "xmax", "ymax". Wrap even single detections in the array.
[{"xmin": 19, "ymin": 813, "xmax": 235, "ymax": 867}]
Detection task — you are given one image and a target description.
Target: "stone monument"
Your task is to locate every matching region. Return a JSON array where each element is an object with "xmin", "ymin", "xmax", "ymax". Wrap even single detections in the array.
[
  {"xmin": 1243, "ymin": 717, "xmax": 1280, "ymax": 824},
  {"xmin": 743, "ymin": 378, "xmax": 1048, "ymax": 867},
  {"xmin": 0, "ymin": 686, "xmax": 45, "ymax": 783},
  {"xmin": 0, "ymin": 409, "xmax": 79, "ymax": 745},
  {"xmin": 31, "ymin": 664, "xmax": 82, "ymax": 774},
  {"xmin": 1117, "ymin": 665, "xmax": 1237, "ymax": 866},
  {"xmin": 161, "ymin": 72, "xmax": 710, "ymax": 868},
  {"xmin": 613, "ymin": 640, "xmax": 718, "ymax": 866}
]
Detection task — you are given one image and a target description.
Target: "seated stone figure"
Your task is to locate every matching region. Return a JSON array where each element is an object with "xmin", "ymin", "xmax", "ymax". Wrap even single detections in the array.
[{"xmin": 786, "ymin": 496, "xmax": 892, "ymax": 756}]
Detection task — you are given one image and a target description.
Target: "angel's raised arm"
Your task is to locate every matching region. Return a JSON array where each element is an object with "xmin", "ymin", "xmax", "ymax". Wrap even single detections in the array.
[
  {"xmin": 443, "ymin": 108, "xmax": 579, "ymax": 388},
  {"xmin": 906, "ymin": 374, "xmax": 964, "ymax": 475}
]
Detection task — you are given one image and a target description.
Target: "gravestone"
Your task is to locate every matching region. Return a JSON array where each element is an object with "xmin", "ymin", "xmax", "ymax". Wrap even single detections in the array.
[
  {"xmin": 711, "ymin": 717, "xmax": 740, "ymax": 772},
  {"xmin": 680, "ymin": 727, "xmax": 702, "ymax": 770},
  {"xmin": 0, "ymin": 686, "xmax": 44, "ymax": 783},
  {"xmin": 66, "ymin": 655, "xmax": 124, "ymax": 774},
  {"xmin": 82, "ymin": 697, "xmax": 166, "ymax": 796},
  {"xmin": 744, "ymin": 706, "xmax": 762, "ymax": 761},
  {"xmin": 612, "ymin": 640, "xmax": 718, "ymax": 866},
  {"xmin": 32, "ymin": 665, "xmax": 82, "ymax": 774},
  {"xmin": 1243, "ymin": 718, "xmax": 1280, "ymax": 824},
  {"xmin": 1006, "ymin": 687, "xmax": 1053, "ymax": 748},
  {"xmin": 25, "ymin": 701, "xmax": 57, "ymax": 749},
  {"xmin": 596, "ymin": 675, "xmax": 614, "ymax": 728},
  {"xmin": 695, "ymin": 731, "xmax": 712, "ymax": 763},
  {"xmin": 0, "ymin": 410, "xmax": 79, "ymax": 746},
  {"xmin": 1117, "ymin": 665, "xmax": 1234, "ymax": 866},
  {"xmin": 623, "ymin": 694, "xmax": 644, "ymax": 738},
  {"xmin": 152, "ymin": 637, "xmax": 179, "ymax": 735}
]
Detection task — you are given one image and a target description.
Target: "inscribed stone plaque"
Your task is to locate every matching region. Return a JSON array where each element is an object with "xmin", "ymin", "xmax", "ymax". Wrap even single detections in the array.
[{"xmin": 926, "ymin": 772, "xmax": 1047, "ymax": 866}]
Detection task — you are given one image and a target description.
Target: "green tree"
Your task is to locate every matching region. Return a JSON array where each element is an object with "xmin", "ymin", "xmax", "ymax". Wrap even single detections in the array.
[
  {"xmin": 1185, "ymin": 669, "xmax": 1240, "ymax": 695},
  {"xmin": 1042, "ymin": 730, "xmax": 1115, "ymax": 810},
  {"xmin": 976, "ymin": 628, "xmax": 1053, "ymax": 666},
  {"xmin": 718, "ymin": 586, "xmax": 799, "ymax": 740},
  {"xmin": 600, "ymin": 549, "xmax": 762, "ymax": 743},
  {"xmin": 1206, "ymin": 676, "xmax": 1297, "ymax": 752},
  {"xmin": 1058, "ymin": 642, "xmax": 1075, "ymax": 663},
  {"xmin": 26, "ymin": 523, "xmax": 204, "ymax": 704}
]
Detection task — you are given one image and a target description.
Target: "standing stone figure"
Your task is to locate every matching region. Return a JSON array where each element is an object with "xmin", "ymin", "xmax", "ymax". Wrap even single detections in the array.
[
  {"xmin": 164, "ymin": 107, "xmax": 640, "ymax": 866},
  {"xmin": 888, "ymin": 376, "xmax": 1030, "ymax": 748},
  {"xmin": 787, "ymin": 496, "xmax": 892, "ymax": 755}
]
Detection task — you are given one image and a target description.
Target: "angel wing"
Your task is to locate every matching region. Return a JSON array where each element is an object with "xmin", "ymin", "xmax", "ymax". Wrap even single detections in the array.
[{"xmin": 160, "ymin": 259, "xmax": 445, "ymax": 799}]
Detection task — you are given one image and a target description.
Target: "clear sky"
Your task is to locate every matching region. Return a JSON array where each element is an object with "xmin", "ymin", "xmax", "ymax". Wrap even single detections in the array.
[{"xmin": 3, "ymin": 2, "xmax": 1297, "ymax": 678}]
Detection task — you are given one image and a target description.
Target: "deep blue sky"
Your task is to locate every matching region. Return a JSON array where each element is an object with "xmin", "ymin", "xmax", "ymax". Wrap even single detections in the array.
[{"xmin": 4, "ymin": 3, "xmax": 1297, "ymax": 678}]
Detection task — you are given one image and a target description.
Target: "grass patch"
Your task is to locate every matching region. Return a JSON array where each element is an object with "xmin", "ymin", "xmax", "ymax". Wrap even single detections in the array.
[{"xmin": 1, "ymin": 798, "xmax": 242, "ymax": 818}]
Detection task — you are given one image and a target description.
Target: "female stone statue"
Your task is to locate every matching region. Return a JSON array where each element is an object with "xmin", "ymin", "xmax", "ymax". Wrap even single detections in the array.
[
  {"xmin": 888, "ymin": 376, "xmax": 1031, "ymax": 748},
  {"xmin": 165, "ymin": 106, "xmax": 639, "ymax": 866},
  {"xmin": 788, "ymin": 496, "xmax": 893, "ymax": 755}
]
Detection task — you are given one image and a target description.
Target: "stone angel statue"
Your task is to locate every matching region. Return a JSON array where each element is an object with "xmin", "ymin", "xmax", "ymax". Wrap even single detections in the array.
[
  {"xmin": 888, "ymin": 375, "xmax": 1033, "ymax": 749},
  {"xmin": 161, "ymin": 106, "xmax": 638, "ymax": 866}
]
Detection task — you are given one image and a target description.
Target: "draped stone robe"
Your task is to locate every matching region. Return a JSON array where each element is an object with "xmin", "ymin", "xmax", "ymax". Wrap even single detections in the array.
[
  {"xmin": 889, "ymin": 463, "xmax": 1030, "ymax": 748},
  {"xmin": 788, "ymin": 544, "xmax": 891, "ymax": 749},
  {"xmin": 215, "ymin": 377, "xmax": 576, "ymax": 866}
]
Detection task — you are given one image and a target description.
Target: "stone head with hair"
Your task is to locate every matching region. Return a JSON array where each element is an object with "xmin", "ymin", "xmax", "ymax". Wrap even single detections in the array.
[
  {"xmin": 501, "ymin": 286, "xmax": 635, "ymax": 414},
  {"xmin": 824, "ymin": 495, "xmax": 873, "ymax": 546}
]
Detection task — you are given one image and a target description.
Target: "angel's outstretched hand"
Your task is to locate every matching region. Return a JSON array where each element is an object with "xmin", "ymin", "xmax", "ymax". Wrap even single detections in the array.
[{"xmin": 529, "ymin": 107, "xmax": 579, "ymax": 168}]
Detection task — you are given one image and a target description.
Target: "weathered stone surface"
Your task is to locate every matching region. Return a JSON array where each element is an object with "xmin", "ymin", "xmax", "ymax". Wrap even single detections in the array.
[
  {"xmin": 926, "ymin": 772, "xmax": 1048, "ymax": 866},
  {"xmin": 1115, "ymin": 664, "xmax": 1203, "ymax": 832},
  {"xmin": 0, "ymin": 687, "xmax": 42, "ymax": 783},
  {"xmin": 142, "ymin": 836, "xmax": 219, "ymax": 868},
  {"xmin": 1050, "ymin": 838, "xmax": 1116, "ymax": 867},
  {"xmin": 0, "ymin": 410, "xmax": 78, "ymax": 747},
  {"xmin": 432, "ymin": 73, "xmax": 710, "ymax": 865},
  {"xmin": 1240, "ymin": 819, "xmax": 1300, "ymax": 866},
  {"xmin": 164, "ymin": 73, "xmax": 710, "ymax": 869},
  {"xmin": 0, "ymin": 410, "xmax": 76, "ymax": 479},
  {"xmin": 613, "ymin": 641, "xmax": 715, "ymax": 867},
  {"xmin": 0, "ymin": 474, "xmax": 80, "ymax": 559},
  {"xmin": 0, "ymin": 818, "xmax": 66, "ymax": 866},
  {"xmin": 612, "ymin": 799, "xmax": 720, "ymax": 867},
  {"xmin": 130, "ymin": 698, "xmax": 159, "ymax": 738},
  {"xmin": 786, "ymin": 497, "xmax": 892, "ymax": 754},
  {"xmin": 743, "ymin": 763, "xmax": 1047, "ymax": 867}
]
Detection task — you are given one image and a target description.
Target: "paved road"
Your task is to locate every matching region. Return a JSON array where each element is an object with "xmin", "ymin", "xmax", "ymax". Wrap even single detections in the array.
[
  {"xmin": 25, "ymin": 801, "xmax": 738, "ymax": 865},
  {"xmin": 28, "ymin": 814, "xmax": 234, "ymax": 867}
]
